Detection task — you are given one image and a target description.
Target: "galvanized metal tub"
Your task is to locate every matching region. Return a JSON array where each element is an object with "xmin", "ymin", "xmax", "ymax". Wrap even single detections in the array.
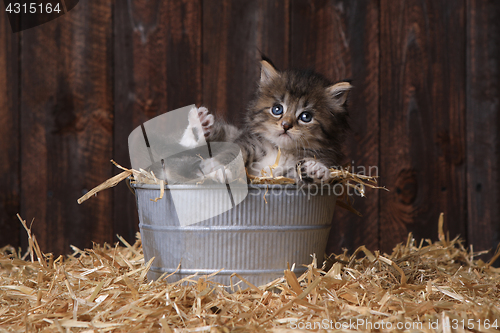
[{"xmin": 134, "ymin": 183, "xmax": 337, "ymax": 287}]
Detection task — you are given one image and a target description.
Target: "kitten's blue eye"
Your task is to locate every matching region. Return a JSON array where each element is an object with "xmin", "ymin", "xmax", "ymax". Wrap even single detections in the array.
[
  {"xmin": 299, "ymin": 112, "xmax": 313, "ymax": 123},
  {"xmin": 271, "ymin": 104, "xmax": 283, "ymax": 116}
]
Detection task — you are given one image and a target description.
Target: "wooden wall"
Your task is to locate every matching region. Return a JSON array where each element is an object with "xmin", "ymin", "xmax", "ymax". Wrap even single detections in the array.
[{"xmin": 0, "ymin": 0, "xmax": 498, "ymax": 260}]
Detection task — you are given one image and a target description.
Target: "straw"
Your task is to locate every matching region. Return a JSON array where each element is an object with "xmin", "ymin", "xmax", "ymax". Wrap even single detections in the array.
[
  {"xmin": 1, "ymin": 214, "xmax": 499, "ymax": 332},
  {"xmin": 78, "ymin": 159, "xmax": 387, "ymax": 218}
]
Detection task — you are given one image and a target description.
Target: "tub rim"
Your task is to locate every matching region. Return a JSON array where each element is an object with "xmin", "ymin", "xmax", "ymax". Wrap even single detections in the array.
[{"xmin": 131, "ymin": 182, "xmax": 340, "ymax": 192}]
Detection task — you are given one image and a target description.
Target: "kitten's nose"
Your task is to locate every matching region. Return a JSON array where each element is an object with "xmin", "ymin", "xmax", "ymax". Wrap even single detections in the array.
[{"xmin": 281, "ymin": 120, "xmax": 293, "ymax": 132}]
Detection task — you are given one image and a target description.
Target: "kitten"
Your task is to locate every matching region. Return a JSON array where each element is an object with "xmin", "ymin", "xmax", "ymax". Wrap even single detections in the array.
[{"xmin": 193, "ymin": 59, "xmax": 352, "ymax": 184}]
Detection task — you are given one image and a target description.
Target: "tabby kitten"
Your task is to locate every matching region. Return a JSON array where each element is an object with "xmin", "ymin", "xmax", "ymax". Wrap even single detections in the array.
[{"xmin": 197, "ymin": 59, "xmax": 352, "ymax": 183}]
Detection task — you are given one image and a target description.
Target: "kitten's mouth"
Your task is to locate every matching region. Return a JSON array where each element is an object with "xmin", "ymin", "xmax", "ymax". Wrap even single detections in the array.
[{"xmin": 276, "ymin": 132, "xmax": 294, "ymax": 147}]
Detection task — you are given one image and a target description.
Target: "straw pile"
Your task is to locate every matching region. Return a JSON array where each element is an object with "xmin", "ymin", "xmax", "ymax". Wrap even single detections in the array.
[{"xmin": 1, "ymin": 215, "xmax": 499, "ymax": 332}]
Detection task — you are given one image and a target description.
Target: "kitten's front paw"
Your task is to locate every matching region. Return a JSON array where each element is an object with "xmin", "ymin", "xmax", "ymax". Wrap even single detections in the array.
[
  {"xmin": 180, "ymin": 107, "xmax": 214, "ymax": 148},
  {"xmin": 301, "ymin": 160, "xmax": 331, "ymax": 183},
  {"xmin": 197, "ymin": 107, "xmax": 214, "ymax": 138}
]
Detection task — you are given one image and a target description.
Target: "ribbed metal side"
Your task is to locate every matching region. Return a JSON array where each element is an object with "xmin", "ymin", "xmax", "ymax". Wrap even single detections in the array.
[{"xmin": 134, "ymin": 184, "xmax": 336, "ymax": 287}]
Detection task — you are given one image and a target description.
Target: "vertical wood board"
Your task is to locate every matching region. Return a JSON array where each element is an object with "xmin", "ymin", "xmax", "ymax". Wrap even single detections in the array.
[
  {"xmin": 466, "ymin": 0, "xmax": 500, "ymax": 259},
  {"xmin": 20, "ymin": 1, "xmax": 114, "ymax": 254},
  {"xmin": 380, "ymin": 0, "xmax": 466, "ymax": 253},
  {"xmin": 0, "ymin": 14, "xmax": 20, "ymax": 249}
]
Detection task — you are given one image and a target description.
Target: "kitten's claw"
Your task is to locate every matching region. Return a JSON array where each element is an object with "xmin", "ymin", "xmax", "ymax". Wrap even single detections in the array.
[
  {"xmin": 180, "ymin": 106, "xmax": 214, "ymax": 148},
  {"xmin": 197, "ymin": 107, "xmax": 214, "ymax": 138},
  {"xmin": 301, "ymin": 160, "xmax": 331, "ymax": 183}
]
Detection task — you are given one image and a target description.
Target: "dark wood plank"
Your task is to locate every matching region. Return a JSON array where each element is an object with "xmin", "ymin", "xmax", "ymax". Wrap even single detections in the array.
[
  {"xmin": 466, "ymin": 0, "xmax": 500, "ymax": 261},
  {"xmin": 380, "ymin": 0, "xmax": 466, "ymax": 253},
  {"xmin": 202, "ymin": 0, "xmax": 289, "ymax": 124},
  {"xmin": 0, "ymin": 14, "xmax": 20, "ymax": 249},
  {"xmin": 20, "ymin": 1, "xmax": 113, "ymax": 255},
  {"xmin": 291, "ymin": 0, "xmax": 380, "ymax": 254},
  {"xmin": 114, "ymin": 0, "xmax": 203, "ymax": 243}
]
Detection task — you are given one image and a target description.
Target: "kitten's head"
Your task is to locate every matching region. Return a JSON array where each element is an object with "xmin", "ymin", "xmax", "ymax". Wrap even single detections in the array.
[{"xmin": 247, "ymin": 60, "xmax": 352, "ymax": 164}]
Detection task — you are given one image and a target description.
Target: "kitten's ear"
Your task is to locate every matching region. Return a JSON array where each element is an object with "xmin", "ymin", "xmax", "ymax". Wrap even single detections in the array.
[
  {"xmin": 260, "ymin": 60, "xmax": 279, "ymax": 85},
  {"xmin": 326, "ymin": 82, "xmax": 352, "ymax": 106}
]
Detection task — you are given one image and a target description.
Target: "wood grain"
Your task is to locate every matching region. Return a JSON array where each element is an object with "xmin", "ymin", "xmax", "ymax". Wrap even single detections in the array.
[
  {"xmin": 114, "ymin": 0, "xmax": 202, "ymax": 243},
  {"xmin": 20, "ymin": 1, "xmax": 113, "ymax": 255},
  {"xmin": 0, "ymin": 0, "xmax": 497, "ymax": 261},
  {"xmin": 0, "ymin": 14, "xmax": 20, "ymax": 249},
  {"xmin": 291, "ymin": 0, "xmax": 380, "ymax": 253},
  {"xmin": 466, "ymin": 0, "xmax": 500, "ymax": 260},
  {"xmin": 202, "ymin": 0, "xmax": 289, "ymax": 125},
  {"xmin": 380, "ymin": 0, "xmax": 466, "ymax": 253}
]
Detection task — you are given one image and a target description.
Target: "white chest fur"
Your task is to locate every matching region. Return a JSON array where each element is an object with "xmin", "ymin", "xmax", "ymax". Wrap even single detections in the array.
[{"xmin": 248, "ymin": 148, "xmax": 296, "ymax": 177}]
